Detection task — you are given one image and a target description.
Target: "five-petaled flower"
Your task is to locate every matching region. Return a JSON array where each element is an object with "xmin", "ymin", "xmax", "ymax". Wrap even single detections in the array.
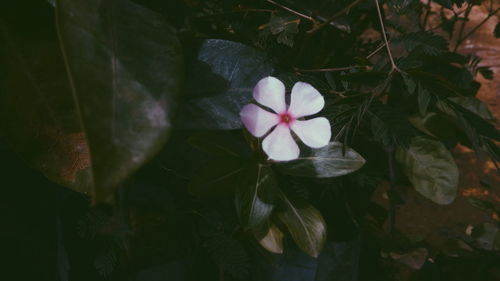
[{"xmin": 240, "ymin": 76, "xmax": 331, "ymax": 161}]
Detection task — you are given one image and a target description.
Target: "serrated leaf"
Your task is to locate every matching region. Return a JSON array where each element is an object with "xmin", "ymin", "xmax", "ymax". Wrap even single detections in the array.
[
  {"xmin": 418, "ymin": 85, "xmax": 431, "ymax": 116},
  {"xmin": 277, "ymin": 196, "xmax": 327, "ymax": 258},
  {"xmin": 448, "ymin": 97, "xmax": 495, "ymax": 121},
  {"xmin": 176, "ymin": 40, "xmax": 274, "ymax": 129},
  {"xmin": 402, "ymin": 73, "xmax": 416, "ymax": 95},
  {"xmin": 393, "ymin": 32, "xmax": 448, "ymax": 56},
  {"xmin": 396, "ymin": 137, "xmax": 458, "ymax": 205},
  {"xmin": 54, "ymin": 0, "xmax": 183, "ymax": 203},
  {"xmin": 261, "ymin": 14, "xmax": 300, "ymax": 47},
  {"xmin": 235, "ymin": 164, "xmax": 279, "ymax": 231},
  {"xmin": 277, "ymin": 142, "xmax": 365, "ymax": 178}
]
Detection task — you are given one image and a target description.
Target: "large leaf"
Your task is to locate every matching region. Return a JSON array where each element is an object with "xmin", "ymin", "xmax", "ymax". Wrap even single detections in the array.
[
  {"xmin": 392, "ymin": 32, "xmax": 448, "ymax": 56},
  {"xmin": 0, "ymin": 4, "xmax": 91, "ymax": 195},
  {"xmin": 278, "ymin": 142, "xmax": 365, "ymax": 178},
  {"xmin": 55, "ymin": 0, "xmax": 183, "ymax": 203},
  {"xmin": 175, "ymin": 39, "xmax": 274, "ymax": 129},
  {"xmin": 277, "ymin": 196, "xmax": 327, "ymax": 258},
  {"xmin": 396, "ymin": 137, "xmax": 458, "ymax": 205},
  {"xmin": 448, "ymin": 97, "xmax": 495, "ymax": 121},
  {"xmin": 235, "ymin": 164, "xmax": 279, "ymax": 231}
]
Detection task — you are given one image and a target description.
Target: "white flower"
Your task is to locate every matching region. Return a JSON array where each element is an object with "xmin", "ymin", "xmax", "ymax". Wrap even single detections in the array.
[{"xmin": 240, "ymin": 76, "xmax": 331, "ymax": 161}]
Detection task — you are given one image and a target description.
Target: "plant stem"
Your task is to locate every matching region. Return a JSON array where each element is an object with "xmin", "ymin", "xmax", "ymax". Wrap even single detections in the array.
[
  {"xmin": 453, "ymin": 3, "xmax": 472, "ymax": 52},
  {"xmin": 265, "ymin": 0, "xmax": 315, "ymax": 22},
  {"xmin": 374, "ymin": 0, "xmax": 399, "ymax": 73},
  {"xmin": 294, "ymin": 65, "xmax": 364, "ymax": 72},
  {"xmin": 422, "ymin": 0, "xmax": 432, "ymax": 31},
  {"xmin": 366, "ymin": 42, "xmax": 386, "ymax": 59},
  {"xmin": 307, "ymin": 0, "xmax": 364, "ymax": 33},
  {"xmin": 454, "ymin": 7, "xmax": 500, "ymax": 51}
]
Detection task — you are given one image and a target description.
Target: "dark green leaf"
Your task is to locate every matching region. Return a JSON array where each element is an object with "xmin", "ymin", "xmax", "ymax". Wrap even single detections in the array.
[
  {"xmin": 0, "ymin": 6, "xmax": 89, "ymax": 196},
  {"xmin": 468, "ymin": 198, "xmax": 496, "ymax": 211},
  {"xmin": 276, "ymin": 195, "xmax": 327, "ymax": 258},
  {"xmin": 494, "ymin": 22, "xmax": 500, "ymax": 38},
  {"xmin": 235, "ymin": 164, "xmax": 279, "ymax": 233},
  {"xmin": 261, "ymin": 14, "xmax": 300, "ymax": 47},
  {"xmin": 408, "ymin": 112, "xmax": 457, "ymax": 143},
  {"xmin": 478, "ymin": 67, "xmax": 493, "ymax": 80},
  {"xmin": 393, "ymin": 32, "xmax": 448, "ymax": 56},
  {"xmin": 448, "ymin": 97, "xmax": 495, "ymax": 121},
  {"xmin": 277, "ymin": 142, "xmax": 365, "ymax": 178},
  {"xmin": 396, "ymin": 137, "xmax": 458, "ymax": 205},
  {"xmin": 176, "ymin": 39, "xmax": 274, "ymax": 130},
  {"xmin": 417, "ymin": 85, "xmax": 431, "ymax": 116},
  {"xmin": 55, "ymin": 0, "xmax": 183, "ymax": 203},
  {"xmin": 402, "ymin": 73, "xmax": 416, "ymax": 95}
]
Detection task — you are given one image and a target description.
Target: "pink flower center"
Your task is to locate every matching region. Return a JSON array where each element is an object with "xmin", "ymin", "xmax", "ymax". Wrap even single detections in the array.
[{"xmin": 279, "ymin": 112, "xmax": 295, "ymax": 126}]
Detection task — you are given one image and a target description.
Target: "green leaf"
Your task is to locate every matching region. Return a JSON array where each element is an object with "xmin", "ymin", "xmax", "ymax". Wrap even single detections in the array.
[
  {"xmin": 276, "ymin": 196, "xmax": 327, "ymax": 257},
  {"xmin": 260, "ymin": 14, "xmax": 300, "ymax": 47},
  {"xmin": 277, "ymin": 142, "xmax": 365, "ymax": 178},
  {"xmin": 55, "ymin": 0, "xmax": 183, "ymax": 203},
  {"xmin": 408, "ymin": 112, "xmax": 457, "ymax": 143},
  {"xmin": 494, "ymin": 22, "xmax": 500, "ymax": 38},
  {"xmin": 235, "ymin": 164, "xmax": 279, "ymax": 231},
  {"xmin": 396, "ymin": 137, "xmax": 458, "ymax": 205},
  {"xmin": 402, "ymin": 73, "xmax": 416, "ymax": 95},
  {"xmin": 393, "ymin": 32, "xmax": 448, "ymax": 56},
  {"xmin": 176, "ymin": 40, "xmax": 274, "ymax": 130},
  {"xmin": 448, "ymin": 97, "xmax": 495, "ymax": 121},
  {"xmin": 478, "ymin": 67, "xmax": 493, "ymax": 80},
  {"xmin": 417, "ymin": 85, "xmax": 431, "ymax": 116}
]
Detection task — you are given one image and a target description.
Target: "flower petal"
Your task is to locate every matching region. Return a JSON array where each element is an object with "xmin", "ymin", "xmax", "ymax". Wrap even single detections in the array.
[
  {"xmin": 240, "ymin": 104, "xmax": 280, "ymax": 137},
  {"xmin": 287, "ymin": 82, "xmax": 325, "ymax": 118},
  {"xmin": 290, "ymin": 117, "xmax": 331, "ymax": 148},
  {"xmin": 262, "ymin": 125, "xmax": 300, "ymax": 161},
  {"xmin": 253, "ymin": 76, "xmax": 286, "ymax": 114}
]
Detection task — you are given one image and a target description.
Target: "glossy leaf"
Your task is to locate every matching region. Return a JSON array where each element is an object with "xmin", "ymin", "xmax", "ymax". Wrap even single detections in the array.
[
  {"xmin": 55, "ymin": 0, "xmax": 183, "ymax": 203},
  {"xmin": 396, "ymin": 137, "xmax": 458, "ymax": 205},
  {"xmin": 277, "ymin": 142, "xmax": 365, "ymax": 178},
  {"xmin": 235, "ymin": 164, "xmax": 279, "ymax": 231},
  {"xmin": 176, "ymin": 39, "xmax": 274, "ymax": 129},
  {"xmin": 259, "ymin": 224, "xmax": 284, "ymax": 254},
  {"xmin": 277, "ymin": 196, "xmax": 327, "ymax": 258}
]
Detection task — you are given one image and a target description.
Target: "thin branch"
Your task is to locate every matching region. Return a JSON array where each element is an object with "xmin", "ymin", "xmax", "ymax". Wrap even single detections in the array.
[
  {"xmin": 422, "ymin": 0, "xmax": 432, "ymax": 30},
  {"xmin": 366, "ymin": 42, "xmax": 386, "ymax": 59},
  {"xmin": 374, "ymin": 0, "xmax": 399, "ymax": 72},
  {"xmin": 453, "ymin": 3, "xmax": 473, "ymax": 52},
  {"xmin": 293, "ymin": 65, "xmax": 365, "ymax": 73},
  {"xmin": 265, "ymin": 0, "xmax": 315, "ymax": 22},
  {"xmin": 454, "ymin": 7, "xmax": 500, "ymax": 51},
  {"xmin": 307, "ymin": 0, "xmax": 364, "ymax": 33}
]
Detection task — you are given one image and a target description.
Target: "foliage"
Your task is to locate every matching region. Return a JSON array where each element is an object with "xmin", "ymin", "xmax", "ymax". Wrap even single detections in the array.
[{"xmin": 1, "ymin": 0, "xmax": 499, "ymax": 280}]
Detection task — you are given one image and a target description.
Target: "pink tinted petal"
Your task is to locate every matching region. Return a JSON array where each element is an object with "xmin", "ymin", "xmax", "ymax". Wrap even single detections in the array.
[
  {"xmin": 290, "ymin": 117, "xmax": 331, "ymax": 148},
  {"xmin": 287, "ymin": 82, "xmax": 325, "ymax": 118},
  {"xmin": 262, "ymin": 125, "xmax": 300, "ymax": 161},
  {"xmin": 240, "ymin": 104, "xmax": 280, "ymax": 137},
  {"xmin": 253, "ymin": 76, "xmax": 286, "ymax": 114}
]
